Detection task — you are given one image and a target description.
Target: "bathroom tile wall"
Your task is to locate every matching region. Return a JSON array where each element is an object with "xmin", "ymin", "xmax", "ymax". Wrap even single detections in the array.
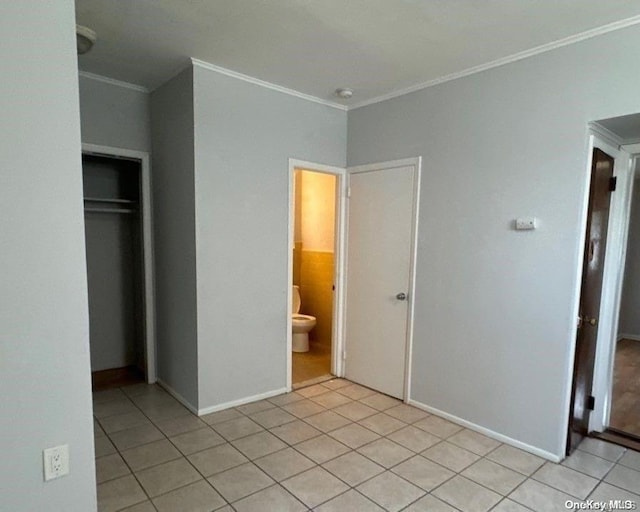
[{"xmin": 300, "ymin": 251, "xmax": 334, "ymax": 347}]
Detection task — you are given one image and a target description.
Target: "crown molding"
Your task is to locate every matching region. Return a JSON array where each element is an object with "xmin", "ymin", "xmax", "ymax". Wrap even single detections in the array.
[
  {"xmin": 78, "ymin": 71, "xmax": 149, "ymax": 93},
  {"xmin": 191, "ymin": 58, "xmax": 348, "ymax": 111},
  {"xmin": 349, "ymin": 14, "xmax": 640, "ymax": 110}
]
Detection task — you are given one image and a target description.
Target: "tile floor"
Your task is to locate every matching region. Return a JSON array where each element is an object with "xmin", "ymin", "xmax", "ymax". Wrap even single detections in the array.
[
  {"xmin": 93, "ymin": 379, "xmax": 640, "ymax": 512},
  {"xmin": 292, "ymin": 343, "xmax": 331, "ymax": 386}
]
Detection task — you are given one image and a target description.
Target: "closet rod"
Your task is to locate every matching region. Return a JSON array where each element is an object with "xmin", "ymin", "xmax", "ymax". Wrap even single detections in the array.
[
  {"xmin": 84, "ymin": 207, "xmax": 137, "ymax": 214},
  {"xmin": 84, "ymin": 197, "xmax": 136, "ymax": 205}
]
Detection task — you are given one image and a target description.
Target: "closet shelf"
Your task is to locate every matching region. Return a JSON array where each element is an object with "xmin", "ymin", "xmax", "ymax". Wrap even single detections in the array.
[
  {"xmin": 84, "ymin": 197, "xmax": 137, "ymax": 205},
  {"xmin": 84, "ymin": 207, "xmax": 137, "ymax": 214}
]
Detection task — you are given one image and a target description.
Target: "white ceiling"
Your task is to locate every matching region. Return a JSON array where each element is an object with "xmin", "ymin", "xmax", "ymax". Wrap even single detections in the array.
[
  {"xmin": 597, "ymin": 114, "xmax": 640, "ymax": 143},
  {"xmin": 75, "ymin": 0, "xmax": 640, "ymax": 106}
]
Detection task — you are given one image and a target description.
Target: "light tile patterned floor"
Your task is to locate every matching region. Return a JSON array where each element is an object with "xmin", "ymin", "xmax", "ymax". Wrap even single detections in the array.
[{"xmin": 93, "ymin": 379, "xmax": 640, "ymax": 511}]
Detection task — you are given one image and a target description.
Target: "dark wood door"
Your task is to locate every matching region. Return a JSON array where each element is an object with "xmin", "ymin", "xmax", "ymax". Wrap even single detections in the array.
[{"xmin": 568, "ymin": 148, "xmax": 615, "ymax": 454}]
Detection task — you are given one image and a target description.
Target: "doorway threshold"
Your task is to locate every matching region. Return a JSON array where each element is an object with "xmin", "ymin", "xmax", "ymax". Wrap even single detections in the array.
[
  {"xmin": 293, "ymin": 374, "xmax": 334, "ymax": 390},
  {"xmin": 593, "ymin": 429, "xmax": 640, "ymax": 452}
]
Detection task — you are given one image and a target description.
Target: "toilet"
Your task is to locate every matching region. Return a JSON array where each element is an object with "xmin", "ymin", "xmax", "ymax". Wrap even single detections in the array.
[{"xmin": 292, "ymin": 285, "xmax": 316, "ymax": 352}]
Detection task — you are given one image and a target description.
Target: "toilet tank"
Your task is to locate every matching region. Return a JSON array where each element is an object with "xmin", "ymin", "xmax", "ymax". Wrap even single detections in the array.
[{"xmin": 292, "ymin": 285, "xmax": 301, "ymax": 313}]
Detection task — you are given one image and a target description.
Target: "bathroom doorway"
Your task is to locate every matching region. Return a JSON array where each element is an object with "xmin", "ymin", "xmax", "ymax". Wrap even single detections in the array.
[{"xmin": 288, "ymin": 160, "xmax": 345, "ymax": 389}]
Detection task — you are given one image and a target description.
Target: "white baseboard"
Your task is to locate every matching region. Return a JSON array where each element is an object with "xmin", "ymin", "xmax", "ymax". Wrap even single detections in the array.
[
  {"xmin": 197, "ymin": 387, "xmax": 288, "ymax": 416},
  {"xmin": 617, "ymin": 333, "xmax": 640, "ymax": 342},
  {"xmin": 156, "ymin": 379, "xmax": 199, "ymax": 415},
  {"xmin": 406, "ymin": 398, "xmax": 562, "ymax": 463}
]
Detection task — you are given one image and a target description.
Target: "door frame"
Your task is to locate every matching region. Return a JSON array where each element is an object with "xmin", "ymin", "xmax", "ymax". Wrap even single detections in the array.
[
  {"xmin": 82, "ymin": 143, "xmax": 157, "ymax": 384},
  {"xmin": 345, "ymin": 157, "xmax": 422, "ymax": 401},
  {"xmin": 287, "ymin": 159, "xmax": 347, "ymax": 391},
  {"xmin": 583, "ymin": 129, "xmax": 637, "ymax": 433}
]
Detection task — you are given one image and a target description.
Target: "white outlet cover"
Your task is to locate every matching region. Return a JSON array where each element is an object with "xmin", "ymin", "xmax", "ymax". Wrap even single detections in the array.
[{"xmin": 43, "ymin": 444, "xmax": 70, "ymax": 481}]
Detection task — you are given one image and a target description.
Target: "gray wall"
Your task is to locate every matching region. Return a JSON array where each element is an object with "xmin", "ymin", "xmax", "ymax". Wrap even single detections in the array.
[
  {"xmin": 151, "ymin": 68, "xmax": 199, "ymax": 407},
  {"xmin": 619, "ymin": 173, "xmax": 640, "ymax": 338},
  {"xmin": 348, "ymin": 25, "xmax": 640, "ymax": 458},
  {"xmin": 0, "ymin": 1, "xmax": 96, "ymax": 510},
  {"xmin": 193, "ymin": 65, "xmax": 347, "ymax": 409},
  {"xmin": 79, "ymin": 75, "xmax": 151, "ymax": 152}
]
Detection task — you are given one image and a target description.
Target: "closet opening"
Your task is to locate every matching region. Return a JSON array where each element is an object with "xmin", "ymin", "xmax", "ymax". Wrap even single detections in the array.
[{"xmin": 82, "ymin": 147, "xmax": 155, "ymax": 390}]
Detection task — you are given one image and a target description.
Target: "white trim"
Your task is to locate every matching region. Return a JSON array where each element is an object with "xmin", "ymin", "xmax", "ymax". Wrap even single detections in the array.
[
  {"xmin": 82, "ymin": 143, "xmax": 157, "ymax": 384},
  {"xmin": 407, "ymin": 398, "xmax": 561, "ymax": 462},
  {"xmin": 622, "ymin": 143, "xmax": 640, "ymax": 154},
  {"xmin": 349, "ymin": 15, "xmax": 640, "ymax": 110},
  {"xmin": 589, "ymin": 122, "xmax": 624, "ymax": 150},
  {"xmin": 78, "ymin": 71, "xmax": 149, "ymax": 93},
  {"xmin": 589, "ymin": 139, "xmax": 635, "ymax": 433},
  {"xmin": 345, "ymin": 157, "xmax": 422, "ymax": 401},
  {"xmin": 197, "ymin": 387, "xmax": 288, "ymax": 416},
  {"xmin": 618, "ymin": 333, "xmax": 640, "ymax": 342},
  {"xmin": 156, "ymin": 379, "xmax": 199, "ymax": 415},
  {"xmin": 191, "ymin": 58, "xmax": 347, "ymax": 112},
  {"xmin": 287, "ymin": 159, "xmax": 347, "ymax": 391}
]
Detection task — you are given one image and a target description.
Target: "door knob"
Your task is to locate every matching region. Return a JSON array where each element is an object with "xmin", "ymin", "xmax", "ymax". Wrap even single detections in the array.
[
  {"xmin": 578, "ymin": 315, "xmax": 597, "ymax": 327},
  {"xmin": 396, "ymin": 293, "xmax": 407, "ymax": 301}
]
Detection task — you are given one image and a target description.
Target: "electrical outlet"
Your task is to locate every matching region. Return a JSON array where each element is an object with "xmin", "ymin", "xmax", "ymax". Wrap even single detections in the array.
[{"xmin": 43, "ymin": 445, "xmax": 69, "ymax": 481}]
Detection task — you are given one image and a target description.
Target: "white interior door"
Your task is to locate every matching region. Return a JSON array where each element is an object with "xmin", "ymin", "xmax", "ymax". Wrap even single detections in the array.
[{"xmin": 345, "ymin": 164, "xmax": 416, "ymax": 399}]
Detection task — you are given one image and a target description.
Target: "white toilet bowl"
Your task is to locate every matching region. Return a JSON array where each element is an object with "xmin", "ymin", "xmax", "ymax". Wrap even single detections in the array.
[{"xmin": 292, "ymin": 286, "xmax": 316, "ymax": 352}]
